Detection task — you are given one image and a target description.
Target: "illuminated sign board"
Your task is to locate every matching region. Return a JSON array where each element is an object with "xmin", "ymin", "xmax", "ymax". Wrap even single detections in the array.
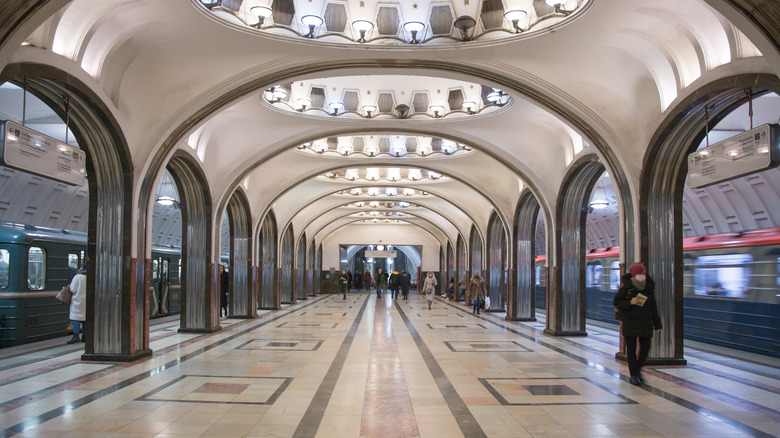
[
  {"xmin": 688, "ymin": 123, "xmax": 778, "ymax": 189},
  {"xmin": 365, "ymin": 250, "xmax": 397, "ymax": 258},
  {"xmin": 0, "ymin": 120, "xmax": 86, "ymax": 186}
]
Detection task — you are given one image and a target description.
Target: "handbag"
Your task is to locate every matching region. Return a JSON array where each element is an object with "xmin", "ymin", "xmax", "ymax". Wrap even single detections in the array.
[
  {"xmin": 614, "ymin": 306, "xmax": 625, "ymax": 321},
  {"xmin": 56, "ymin": 285, "xmax": 73, "ymax": 305}
]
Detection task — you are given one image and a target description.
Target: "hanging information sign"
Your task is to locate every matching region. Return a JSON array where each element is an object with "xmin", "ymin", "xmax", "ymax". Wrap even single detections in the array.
[
  {"xmin": 0, "ymin": 120, "xmax": 86, "ymax": 186},
  {"xmin": 365, "ymin": 250, "xmax": 397, "ymax": 258},
  {"xmin": 688, "ymin": 123, "xmax": 779, "ymax": 189}
]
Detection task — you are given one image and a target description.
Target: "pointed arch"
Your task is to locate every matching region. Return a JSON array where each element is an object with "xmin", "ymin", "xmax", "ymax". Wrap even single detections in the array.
[
  {"xmin": 280, "ymin": 224, "xmax": 294, "ymax": 304},
  {"xmin": 258, "ymin": 210, "xmax": 278, "ymax": 309},
  {"xmin": 641, "ymin": 73, "xmax": 780, "ymax": 363},
  {"xmin": 510, "ymin": 191, "xmax": 541, "ymax": 321},
  {"xmin": 225, "ymin": 187, "xmax": 254, "ymax": 318},
  {"xmin": 486, "ymin": 212, "xmax": 507, "ymax": 312},
  {"xmin": 469, "ymin": 225, "xmax": 483, "ymax": 277},
  {"xmin": 295, "ymin": 232, "xmax": 307, "ymax": 301},
  {"xmin": 0, "ymin": 63, "xmax": 142, "ymax": 361},
  {"xmin": 167, "ymin": 151, "xmax": 216, "ymax": 333},
  {"xmin": 547, "ymin": 155, "xmax": 605, "ymax": 337}
]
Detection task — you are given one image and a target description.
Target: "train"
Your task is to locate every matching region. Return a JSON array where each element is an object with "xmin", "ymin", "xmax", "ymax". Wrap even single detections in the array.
[
  {"xmin": 535, "ymin": 227, "xmax": 780, "ymax": 357},
  {"xmin": 0, "ymin": 222, "xmax": 182, "ymax": 348}
]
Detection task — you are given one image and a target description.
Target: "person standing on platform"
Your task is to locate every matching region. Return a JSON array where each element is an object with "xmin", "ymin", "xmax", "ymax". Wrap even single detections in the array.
[
  {"xmin": 219, "ymin": 264, "xmax": 229, "ymax": 317},
  {"xmin": 613, "ymin": 263, "xmax": 662, "ymax": 386},
  {"xmin": 445, "ymin": 277, "xmax": 455, "ymax": 300},
  {"xmin": 364, "ymin": 271, "xmax": 372, "ymax": 291},
  {"xmin": 375, "ymin": 268, "xmax": 387, "ymax": 298},
  {"xmin": 423, "ymin": 272, "xmax": 438, "ymax": 310},
  {"xmin": 389, "ymin": 269, "xmax": 400, "ymax": 299},
  {"xmin": 67, "ymin": 263, "xmax": 87, "ymax": 344},
  {"xmin": 400, "ymin": 269, "xmax": 411, "ymax": 300},
  {"xmin": 339, "ymin": 270, "xmax": 348, "ymax": 300},
  {"xmin": 346, "ymin": 270, "xmax": 353, "ymax": 292},
  {"xmin": 467, "ymin": 272, "xmax": 486, "ymax": 315},
  {"xmin": 458, "ymin": 271, "xmax": 469, "ymax": 301}
]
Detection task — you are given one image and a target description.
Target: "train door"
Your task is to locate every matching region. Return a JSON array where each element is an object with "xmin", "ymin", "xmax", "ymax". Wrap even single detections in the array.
[{"xmin": 67, "ymin": 251, "xmax": 84, "ymax": 283}]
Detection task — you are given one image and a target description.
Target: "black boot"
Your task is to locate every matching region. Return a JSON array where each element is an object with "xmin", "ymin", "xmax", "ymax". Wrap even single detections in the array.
[{"xmin": 66, "ymin": 334, "xmax": 79, "ymax": 344}]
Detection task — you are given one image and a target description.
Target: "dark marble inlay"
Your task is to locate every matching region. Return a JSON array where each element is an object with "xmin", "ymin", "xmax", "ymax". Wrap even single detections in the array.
[
  {"xmin": 395, "ymin": 302, "xmax": 487, "ymax": 438},
  {"xmin": 292, "ymin": 296, "xmax": 369, "ymax": 437},
  {"xmin": 523, "ymin": 385, "xmax": 579, "ymax": 396},
  {"xmin": 267, "ymin": 342, "xmax": 298, "ymax": 347},
  {"xmin": 137, "ymin": 375, "xmax": 292, "ymax": 405}
]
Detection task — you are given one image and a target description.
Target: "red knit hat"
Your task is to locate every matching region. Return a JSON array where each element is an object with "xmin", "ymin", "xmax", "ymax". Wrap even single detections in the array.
[{"xmin": 629, "ymin": 263, "xmax": 646, "ymax": 276}]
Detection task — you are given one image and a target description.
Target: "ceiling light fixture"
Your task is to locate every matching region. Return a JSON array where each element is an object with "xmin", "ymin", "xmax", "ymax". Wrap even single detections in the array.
[
  {"xmin": 403, "ymin": 21, "xmax": 425, "ymax": 44},
  {"xmin": 429, "ymin": 104, "xmax": 444, "ymax": 118},
  {"xmin": 251, "ymin": 5, "xmax": 273, "ymax": 27},
  {"xmin": 589, "ymin": 178, "xmax": 609, "ymax": 209},
  {"xmin": 328, "ymin": 101, "xmax": 344, "ymax": 116},
  {"xmin": 504, "ymin": 10, "xmax": 528, "ymax": 33},
  {"xmin": 362, "ymin": 104, "xmax": 377, "ymax": 118},
  {"xmin": 297, "ymin": 97, "xmax": 311, "ymax": 111},
  {"xmin": 301, "ymin": 15, "xmax": 323, "ymax": 38},
  {"xmin": 453, "ymin": 15, "xmax": 477, "ymax": 41},
  {"xmin": 352, "ymin": 20, "xmax": 374, "ymax": 43}
]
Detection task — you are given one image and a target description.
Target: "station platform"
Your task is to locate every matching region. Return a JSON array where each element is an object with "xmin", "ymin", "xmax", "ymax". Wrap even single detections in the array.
[{"xmin": 0, "ymin": 292, "xmax": 777, "ymax": 438}]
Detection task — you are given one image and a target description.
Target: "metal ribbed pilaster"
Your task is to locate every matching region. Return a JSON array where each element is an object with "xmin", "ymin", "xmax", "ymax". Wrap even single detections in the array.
[
  {"xmin": 227, "ymin": 189, "xmax": 252, "ymax": 317},
  {"xmin": 487, "ymin": 213, "xmax": 507, "ymax": 311},
  {"xmin": 513, "ymin": 192, "xmax": 540, "ymax": 320},
  {"xmin": 557, "ymin": 161, "xmax": 603, "ymax": 334},
  {"xmin": 280, "ymin": 226, "xmax": 294, "ymax": 304},
  {"xmin": 259, "ymin": 213, "xmax": 277, "ymax": 309}
]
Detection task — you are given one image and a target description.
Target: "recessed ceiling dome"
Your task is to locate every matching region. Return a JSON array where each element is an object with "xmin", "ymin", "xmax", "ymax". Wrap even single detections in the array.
[
  {"xmin": 200, "ymin": 0, "xmax": 589, "ymax": 46},
  {"xmin": 296, "ymin": 135, "xmax": 472, "ymax": 158},
  {"xmin": 265, "ymin": 76, "xmax": 510, "ymax": 119}
]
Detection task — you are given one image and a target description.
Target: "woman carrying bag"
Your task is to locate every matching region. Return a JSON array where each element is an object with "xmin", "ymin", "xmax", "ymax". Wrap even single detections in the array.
[{"xmin": 67, "ymin": 263, "xmax": 87, "ymax": 344}]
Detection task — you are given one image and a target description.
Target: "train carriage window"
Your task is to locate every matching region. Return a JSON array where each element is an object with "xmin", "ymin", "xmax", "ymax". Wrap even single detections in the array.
[
  {"xmin": 178, "ymin": 258, "xmax": 182, "ymax": 279},
  {"xmin": 693, "ymin": 254, "xmax": 752, "ymax": 298},
  {"xmin": 152, "ymin": 259, "xmax": 159, "ymax": 280},
  {"xmin": 0, "ymin": 249, "xmax": 9, "ymax": 290},
  {"xmin": 68, "ymin": 253, "xmax": 80, "ymax": 282},
  {"xmin": 535, "ymin": 265, "xmax": 541, "ymax": 286},
  {"xmin": 586, "ymin": 264, "xmax": 602, "ymax": 288},
  {"xmin": 28, "ymin": 247, "xmax": 46, "ymax": 290},
  {"xmin": 609, "ymin": 261, "xmax": 621, "ymax": 291}
]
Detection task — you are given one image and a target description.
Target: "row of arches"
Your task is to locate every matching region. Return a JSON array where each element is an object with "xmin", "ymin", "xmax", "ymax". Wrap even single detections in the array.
[{"xmin": 1, "ymin": 61, "xmax": 776, "ymax": 362}]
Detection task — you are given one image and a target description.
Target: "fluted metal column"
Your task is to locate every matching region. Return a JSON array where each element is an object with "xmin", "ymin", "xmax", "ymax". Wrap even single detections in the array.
[
  {"xmin": 259, "ymin": 212, "xmax": 278, "ymax": 309},
  {"xmin": 296, "ymin": 235, "xmax": 307, "ymax": 300},
  {"xmin": 486, "ymin": 213, "xmax": 507, "ymax": 312},
  {"xmin": 550, "ymin": 160, "xmax": 603, "ymax": 336},
  {"xmin": 226, "ymin": 190, "xmax": 254, "ymax": 318},
  {"xmin": 169, "ymin": 153, "xmax": 218, "ymax": 334},
  {"xmin": 511, "ymin": 191, "xmax": 539, "ymax": 321},
  {"xmin": 280, "ymin": 226, "xmax": 294, "ymax": 303}
]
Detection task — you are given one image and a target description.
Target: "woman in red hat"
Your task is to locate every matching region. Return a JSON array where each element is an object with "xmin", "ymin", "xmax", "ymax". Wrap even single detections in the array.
[{"xmin": 613, "ymin": 263, "xmax": 662, "ymax": 386}]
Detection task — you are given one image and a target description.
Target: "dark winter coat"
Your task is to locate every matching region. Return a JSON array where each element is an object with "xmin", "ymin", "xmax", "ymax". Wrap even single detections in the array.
[
  {"xmin": 613, "ymin": 273, "xmax": 662, "ymax": 338},
  {"xmin": 220, "ymin": 271, "xmax": 229, "ymax": 307},
  {"xmin": 400, "ymin": 272, "xmax": 411, "ymax": 291}
]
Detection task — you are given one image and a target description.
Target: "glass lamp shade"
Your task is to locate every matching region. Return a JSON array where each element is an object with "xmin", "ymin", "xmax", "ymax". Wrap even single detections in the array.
[
  {"xmin": 328, "ymin": 101, "xmax": 345, "ymax": 114},
  {"xmin": 297, "ymin": 97, "xmax": 312, "ymax": 110},
  {"xmin": 362, "ymin": 104, "xmax": 377, "ymax": 116},
  {"xmin": 156, "ymin": 195, "xmax": 177, "ymax": 206},
  {"xmin": 429, "ymin": 104, "xmax": 445, "ymax": 116},
  {"xmin": 504, "ymin": 9, "xmax": 528, "ymax": 22},
  {"xmin": 462, "ymin": 100, "xmax": 477, "ymax": 113},
  {"xmin": 403, "ymin": 21, "xmax": 425, "ymax": 33},
  {"xmin": 301, "ymin": 15, "xmax": 324, "ymax": 27},
  {"xmin": 271, "ymin": 88, "xmax": 288, "ymax": 101},
  {"xmin": 352, "ymin": 19, "xmax": 374, "ymax": 41},
  {"xmin": 250, "ymin": 6, "xmax": 272, "ymax": 20}
]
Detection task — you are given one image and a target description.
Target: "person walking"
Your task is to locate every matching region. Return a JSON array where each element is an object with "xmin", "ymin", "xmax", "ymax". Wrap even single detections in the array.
[
  {"xmin": 375, "ymin": 268, "xmax": 387, "ymax": 298},
  {"xmin": 346, "ymin": 270, "xmax": 353, "ymax": 292},
  {"xmin": 613, "ymin": 263, "xmax": 662, "ymax": 386},
  {"xmin": 67, "ymin": 263, "xmax": 87, "ymax": 344},
  {"xmin": 219, "ymin": 264, "xmax": 229, "ymax": 317},
  {"xmin": 422, "ymin": 272, "xmax": 438, "ymax": 310},
  {"xmin": 339, "ymin": 269, "xmax": 348, "ymax": 300},
  {"xmin": 467, "ymin": 272, "xmax": 486, "ymax": 315},
  {"xmin": 364, "ymin": 271, "xmax": 372, "ymax": 291},
  {"xmin": 389, "ymin": 269, "xmax": 400, "ymax": 299},
  {"xmin": 400, "ymin": 269, "xmax": 411, "ymax": 300}
]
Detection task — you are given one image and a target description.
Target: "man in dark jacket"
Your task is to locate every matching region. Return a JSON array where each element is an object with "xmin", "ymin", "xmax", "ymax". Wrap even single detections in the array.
[
  {"xmin": 400, "ymin": 270, "xmax": 411, "ymax": 300},
  {"xmin": 219, "ymin": 265, "xmax": 229, "ymax": 317},
  {"xmin": 613, "ymin": 263, "xmax": 662, "ymax": 386},
  {"xmin": 388, "ymin": 270, "xmax": 400, "ymax": 299}
]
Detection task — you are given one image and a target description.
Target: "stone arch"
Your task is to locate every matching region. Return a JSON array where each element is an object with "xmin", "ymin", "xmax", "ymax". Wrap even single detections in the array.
[
  {"xmin": 547, "ymin": 155, "xmax": 605, "ymax": 337},
  {"xmin": 455, "ymin": 234, "xmax": 467, "ymax": 301},
  {"xmin": 641, "ymin": 73, "xmax": 780, "ymax": 364},
  {"xmin": 258, "ymin": 210, "xmax": 278, "ymax": 309},
  {"xmin": 469, "ymin": 225, "xmax": 483, "ymax": 277},
  {"xmin": 486, "ymin": 212, "xmax": 507, "ymax": 312},
  {"xmin": 166, "ymin": 151, "xmax": 216, "ymax": 333},
  {"xmin": 295, "ymin": 232, "xmax": 307, "ymax": 301},
  {"xmin": 280, "ymin": 224, "xmax": 294, "ymax": 304},
  {"xmin": 225, "ymin": 187, "xmax": 254, "ymax": 318},
  {"xmin": 0, "ymin": 63, "xmax": 140, "ymax": 361},
  {"xmin": 510, "ymin": 190, "xmax": 541, "ymax": 321}
]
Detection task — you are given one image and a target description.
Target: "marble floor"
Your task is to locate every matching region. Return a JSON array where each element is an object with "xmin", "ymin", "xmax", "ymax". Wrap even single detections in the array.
[{"xmin": 0, "ymin": 292, "xmax": 778, "ymax": 438}]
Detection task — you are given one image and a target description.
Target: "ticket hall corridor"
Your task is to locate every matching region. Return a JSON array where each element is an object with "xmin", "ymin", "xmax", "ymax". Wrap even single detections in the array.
[{"xmin": 0, "ymin": 293, "xmax": 778, "ymax": 438}]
